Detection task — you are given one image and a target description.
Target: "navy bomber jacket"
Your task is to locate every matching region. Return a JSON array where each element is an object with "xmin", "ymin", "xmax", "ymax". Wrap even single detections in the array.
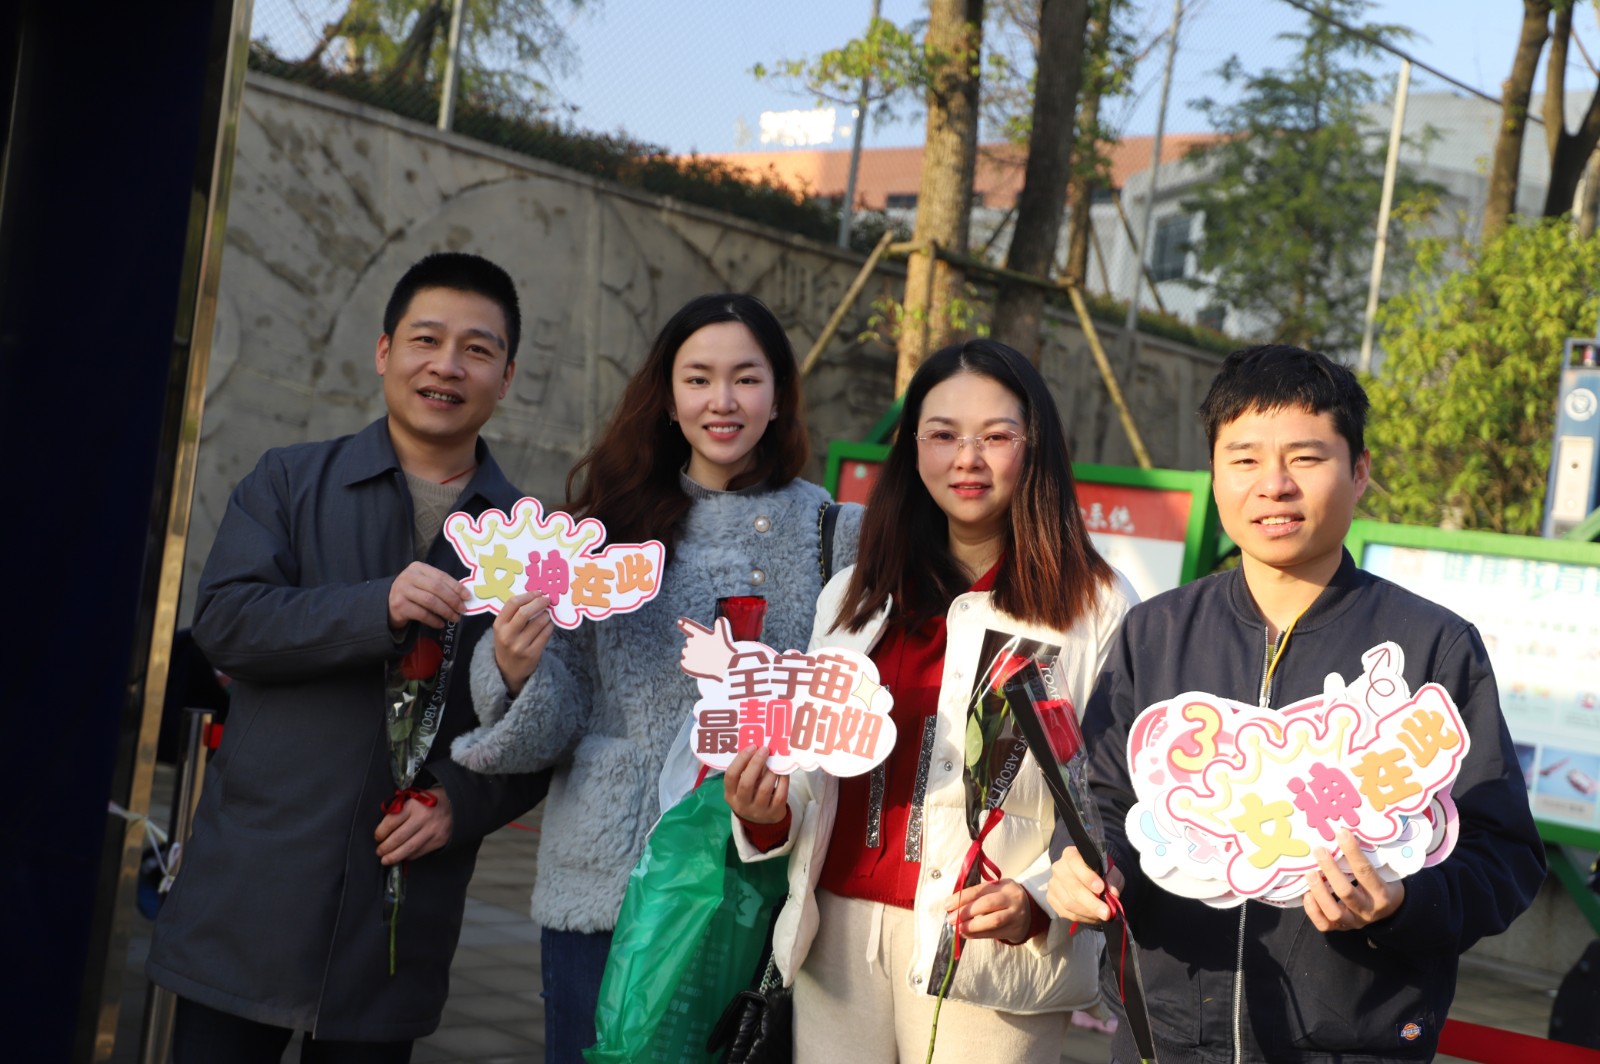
[{"xmin": 1081, "ymin": 551, "xmax": 1544, "ymax": 1064}]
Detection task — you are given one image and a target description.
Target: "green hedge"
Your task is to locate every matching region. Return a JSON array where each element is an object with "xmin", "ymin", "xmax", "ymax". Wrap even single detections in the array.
[
  {"xmin": 248, "ymin": 44, "xmax": 908, "ymax": 253},
  {"xmin": 1072, "ymin": 288, "xmax": 1238, "ymax": 357}
]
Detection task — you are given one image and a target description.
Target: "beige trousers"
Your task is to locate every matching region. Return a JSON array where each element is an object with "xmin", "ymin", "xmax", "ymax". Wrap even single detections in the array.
[{"xmin": 793, "ymin": 889, "xmax": 1070, "ymax": 1063}]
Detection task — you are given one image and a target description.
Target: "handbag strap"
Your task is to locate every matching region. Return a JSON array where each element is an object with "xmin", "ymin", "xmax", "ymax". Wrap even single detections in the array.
[
  {"xmin": 816, "ymin": 502, "xmax": 841, "ymax": 584},
  {"xmin": 756, "ymin": 949, "xmax": 783, "ymax": 994}
]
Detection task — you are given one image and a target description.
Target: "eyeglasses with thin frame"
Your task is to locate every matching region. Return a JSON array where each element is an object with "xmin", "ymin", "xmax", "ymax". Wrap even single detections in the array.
[{"xmin": 913, "ymin": 429, "xmax": 1027, "ymax": 456}]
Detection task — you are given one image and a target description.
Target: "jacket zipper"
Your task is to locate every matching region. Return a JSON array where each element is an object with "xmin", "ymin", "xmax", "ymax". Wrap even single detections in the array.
[{"xmin": 1234, "ymin": 624, "xmax": 1285, "ymax": 1064}]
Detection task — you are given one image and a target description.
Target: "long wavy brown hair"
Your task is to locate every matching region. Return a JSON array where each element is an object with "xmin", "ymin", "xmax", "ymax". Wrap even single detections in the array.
[
  {"xmin": 566, "ymin": 293, "xmax": 809, "ymax": 554},
  {"xmin": 835, "ymin": 339, "xmax": 1113, "ymax": 633}
]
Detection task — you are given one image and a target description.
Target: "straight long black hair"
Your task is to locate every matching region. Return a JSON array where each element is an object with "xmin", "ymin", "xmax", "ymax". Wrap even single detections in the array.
[{"xmin": 835, "ymin": 338, "xmax": 1112, "ymax": 632}]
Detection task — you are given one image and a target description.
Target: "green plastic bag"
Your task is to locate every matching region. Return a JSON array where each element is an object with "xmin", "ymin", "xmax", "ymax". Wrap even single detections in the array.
[{"xmin": 585, "ymin": 777, "xmax": 789, "ymax": 1064}]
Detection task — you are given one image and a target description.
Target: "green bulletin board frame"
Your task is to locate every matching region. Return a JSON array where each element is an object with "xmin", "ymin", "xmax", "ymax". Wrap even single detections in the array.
[
  {"xmin": 1072, "ymin": 463, "xmax": 1221, "ymax": 587},
  {"xmin": 1343, "ymin": 519, "xmax": 1600, "ymax": 932},
  {"xmin": 823, "ymin": 440, "xmax": 889, "ymax": 501}
]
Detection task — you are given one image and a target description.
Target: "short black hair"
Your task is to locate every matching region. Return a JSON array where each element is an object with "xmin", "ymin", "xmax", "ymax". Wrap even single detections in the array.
[
  {"xmin": 1199, "ymin": 344, "xmax": 1369, "ymax": 468},
  {"xmin": 382, "ymin": 252, "xmax": 522, "ymax": 362}
]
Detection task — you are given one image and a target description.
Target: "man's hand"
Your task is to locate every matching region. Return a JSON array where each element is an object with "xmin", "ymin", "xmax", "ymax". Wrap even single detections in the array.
[
  {"xmin": 724, "ymin": 745, "xmax": 788, "ymax": 825},
  {"xmin": 375, "ymin": 786, "xmax": 453, "ymax": 864},
  {"xmin": 493, "ymin": 591, "xmax": 554, "ymax": 695},
  {"xmin": 388, "ymin": 562, "xmax": 469, "ymax": 631},
  {"xmin": 1047, "ymin": 845, "xmax": 1125, "ymax": 925},
  {"xmin": 1302, "ymin": 828, "xmax": 1404, "ymax": 932},
  {"xmin": 945, "ymin": 879, "xmax": 1033, "ymax": 942}
]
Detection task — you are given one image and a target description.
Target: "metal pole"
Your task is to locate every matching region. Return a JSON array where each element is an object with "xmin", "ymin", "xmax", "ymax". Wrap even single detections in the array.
[
  {"xmin": 139, "ymin": 709, "xmax": 215, "ymax": 1064},
  {"xmin": 437, "ymin": 0, "xmax": 467, "ymax": 132},
  {"xmin": 1359, "ymin": 59, "xmax": 1411, "ymax": 374},
  {"xmin": 1121, "ymin": 0, "xmax": 1183, "ymax": 348},
  {"xmin": 838, "ymin": 0, "xmax": 882, "ymax": 247}
]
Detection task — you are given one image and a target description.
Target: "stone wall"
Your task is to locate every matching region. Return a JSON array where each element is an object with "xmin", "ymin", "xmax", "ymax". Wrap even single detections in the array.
[{"xmin": 187, "ymin": 72, "xmax": 1220, "ymax": 617}]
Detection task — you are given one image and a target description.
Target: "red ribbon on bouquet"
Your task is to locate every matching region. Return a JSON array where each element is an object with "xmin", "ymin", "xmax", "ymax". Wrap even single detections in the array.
[
  {"xmin": 1068, "ymin": 855, "xmax": 1134, "ymax": 1005},
  {"xmin": 381, "ymin": 787, "xmax": 439, "ymax": 815},
  {"xmin": 950, "ymin": 807, "xmax": 1006, "ymax": 960}
]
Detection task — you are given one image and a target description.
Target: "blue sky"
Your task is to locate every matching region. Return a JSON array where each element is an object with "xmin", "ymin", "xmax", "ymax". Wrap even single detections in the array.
[{"xmin": 534, "ymin": 0, "xmax": 1588, "ymax": 153}]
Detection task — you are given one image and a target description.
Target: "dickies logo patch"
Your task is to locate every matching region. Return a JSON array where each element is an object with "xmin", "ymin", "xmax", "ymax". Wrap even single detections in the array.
[{"xmin": 1399, "ymin": 1021, "xmax": 1424, "ymax": 1042}]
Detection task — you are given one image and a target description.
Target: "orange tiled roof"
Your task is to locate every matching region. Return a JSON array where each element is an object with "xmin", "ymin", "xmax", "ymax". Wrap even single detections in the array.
[{"xmin": 695, "ymin": 133, "xmax": 1223, "ymax": 209}]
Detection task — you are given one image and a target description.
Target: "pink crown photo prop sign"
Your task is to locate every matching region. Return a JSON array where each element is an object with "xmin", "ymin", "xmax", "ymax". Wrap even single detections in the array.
[
  {"xmin": 1126, "ymin": 642, "xmax": 1468, "ymax": 907},
  {"xmin": 444, "ymin": 498, "xmax": 664, "ymax": 629}
]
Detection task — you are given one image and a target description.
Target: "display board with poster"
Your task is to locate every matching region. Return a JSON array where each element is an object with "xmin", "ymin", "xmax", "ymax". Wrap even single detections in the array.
[
  {"xmin": 1344, "ymin": 520, "xmax": 1600, "ymax": 848},
  {"xmin": 824, "ymin": 441, "xmax": 1221, "ymax": 602},
  {"xmin": 1071, "ymin": 463, "xmax": 1220, "ymax": 600}
]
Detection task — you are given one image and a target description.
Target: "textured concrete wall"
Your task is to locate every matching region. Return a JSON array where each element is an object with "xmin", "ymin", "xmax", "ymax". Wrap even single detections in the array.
[{"xmin": 188, "ymin": 72, "xmax": 1220, "ymax": 618}]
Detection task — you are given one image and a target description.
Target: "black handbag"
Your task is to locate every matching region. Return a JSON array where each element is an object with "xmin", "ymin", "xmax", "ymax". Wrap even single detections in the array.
[{"xmin": 706, "ymin": 948, "xmax": 791, "ymax": 1063}]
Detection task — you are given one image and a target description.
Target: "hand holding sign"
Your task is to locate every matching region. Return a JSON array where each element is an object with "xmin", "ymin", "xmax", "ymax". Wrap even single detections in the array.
[
  {"xmin": 678, "ymin": 617, "xmax": 895, "ymax": 777},
  {"xmin": 444, "ymin": 498, "xmax": 664, "ymax": 629},
  {"xmin": 1126, "ymin": 641, "xmax": 1469, "ymax": 908},
  {"xmin": 492, "ymin": 591, "xmax": 555, "ymax": 695}
]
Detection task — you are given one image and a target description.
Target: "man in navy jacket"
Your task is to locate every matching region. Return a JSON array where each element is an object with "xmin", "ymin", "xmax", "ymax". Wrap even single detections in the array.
[
  {"xmin": 1049, "ymin": 345, "xmax": 1544, "ymax": 1063},
  {"xmin": 148, "ymin": 253, "xmax": 549, "ymax": 1061}
]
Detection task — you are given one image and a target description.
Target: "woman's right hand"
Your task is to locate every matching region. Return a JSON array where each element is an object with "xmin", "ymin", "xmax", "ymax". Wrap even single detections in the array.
[
  {"xmin": 724, "ymin": 745, "xmax": 789, "ymax": 824},
  {"xmin": 493, "ymin": 591, "xmax": 554, "ymax": 696}
]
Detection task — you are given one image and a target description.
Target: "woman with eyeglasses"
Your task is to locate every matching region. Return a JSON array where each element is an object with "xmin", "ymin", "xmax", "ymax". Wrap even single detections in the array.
[{"xmin": 725, "ymin": 338, "xmax": 1137, "ymax": 1062}]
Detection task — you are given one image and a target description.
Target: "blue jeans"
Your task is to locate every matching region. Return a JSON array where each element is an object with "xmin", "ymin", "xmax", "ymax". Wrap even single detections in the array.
[{"xmin": 540, "ymin": 926, "xmax": 613, "ymax": 1063}]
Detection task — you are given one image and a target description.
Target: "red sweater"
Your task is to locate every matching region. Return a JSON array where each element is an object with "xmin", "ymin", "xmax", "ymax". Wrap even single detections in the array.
[{"xmin": 744, "ymin": 560, "xmax": 1047, "ymax": 941}]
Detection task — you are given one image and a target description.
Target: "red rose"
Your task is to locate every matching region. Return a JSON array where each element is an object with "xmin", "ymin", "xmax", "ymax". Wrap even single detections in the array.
[
  {"xmin": 1036, "ymin": 697, "xmax": 1081, "ymax": 761},
  {"xmin": 988, "ymin": 652, "xmax": 1033, "ymax": 692},
  {"xmin": 400, "ymin": 637, "xmax": 444, "ymax": 681},
  {"xmin": 715, "ymin": 596, "xmax": 768, "ymax": 642}
]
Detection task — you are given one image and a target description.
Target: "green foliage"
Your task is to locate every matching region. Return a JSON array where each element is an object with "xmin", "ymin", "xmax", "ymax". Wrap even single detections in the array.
[
  {"xmin": 752, "ymin": 17, "xmax": 933, "ymax": 122},
  {"xmin": 291, "ymin": 0, "xmax": 591, "ymax": 115},
  {"xmin": 752, "ymin": 12, "xmax": 1008, "ymax": 128},
  {"xmin": 249, "ymin": 45, "xmax": 906, "ymax": 253},
  {"xmin": 860, "ymin": 283, "xmax": 1235, "ymax": 356},
  {"xmin": 1364, "ymin": 219, "xmax": 1600, "ymax": 534},
  {"xmin": 1182, "ymin": 0, "xmax": 1439, "ymax": 355},
  {"xmin": 1069, "ymin": 0, "xmax": 1138, "ymax": 174}
]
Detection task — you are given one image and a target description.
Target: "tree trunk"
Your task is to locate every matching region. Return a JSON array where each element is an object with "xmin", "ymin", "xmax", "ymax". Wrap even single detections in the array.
[
  {"xmin": 992, "ymin": 0, "xmax": 1092, "ymax": 361},
  {"xmin": 1482, "ymin": 0, "xmax": 1551, "ymax": 239},
  {"xmin": 302, "ymin": 3, "xmax": 360, "ymax": 67},
  {"xmin": 1539, "ymin": 8, "xmax": 1600, "ymax": 217},
  {"xmin": 1064, "ymin": 1, "xmax": 1113, "ymax": 291},
  {"xmin": 387, "ymin": 0, "xmax": 449, "ymax": 84},
  {"xmin": 1545, "ymin": 92, "xmax": 1600, "ymax": 217},
  {"xmin": 898, "ymin": 0, "xmax": 985, "ymax": 394},
  {"xmin": 1578, "ymin": 148, "xmax": 1600, "ymax": 239}
]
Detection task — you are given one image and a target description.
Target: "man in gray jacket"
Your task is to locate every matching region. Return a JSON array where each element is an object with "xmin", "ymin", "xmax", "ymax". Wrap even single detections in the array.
[{"xmin": 148, "ymin": 252, "xmax": 549, "ymax": 1062}]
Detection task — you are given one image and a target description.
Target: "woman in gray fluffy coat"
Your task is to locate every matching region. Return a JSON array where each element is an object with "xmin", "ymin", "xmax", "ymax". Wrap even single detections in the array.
[{"xmin": 451, "ymin": 292, "xmax": 861, "ymax": 1061}]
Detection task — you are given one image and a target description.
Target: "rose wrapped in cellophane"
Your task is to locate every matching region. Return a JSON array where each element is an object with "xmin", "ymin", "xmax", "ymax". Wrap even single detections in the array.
[
  {"xmin": 921, "ymin": 631, "xmax": 1061, "ymax": 1061},
  {"xmin": 1002, "ymin": 658, "xmax": 1158, "ymax": 1064},
  {"xmin": 380, "ymin": 624, "xmax": 457, "ymax": 975}
]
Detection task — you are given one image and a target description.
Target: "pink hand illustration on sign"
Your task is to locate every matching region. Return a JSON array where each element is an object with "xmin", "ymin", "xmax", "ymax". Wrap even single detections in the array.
[
  {"xmin": 676, "ymin": 616, "xmax": 896, "ymax": 777},
  {"xmin": 443, "ymin": 497, "xmax": 664, "ymax": 630},
  {"xmin": 1126, "ymin": 641, "xmax": 1469, "ymax": 906}
]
